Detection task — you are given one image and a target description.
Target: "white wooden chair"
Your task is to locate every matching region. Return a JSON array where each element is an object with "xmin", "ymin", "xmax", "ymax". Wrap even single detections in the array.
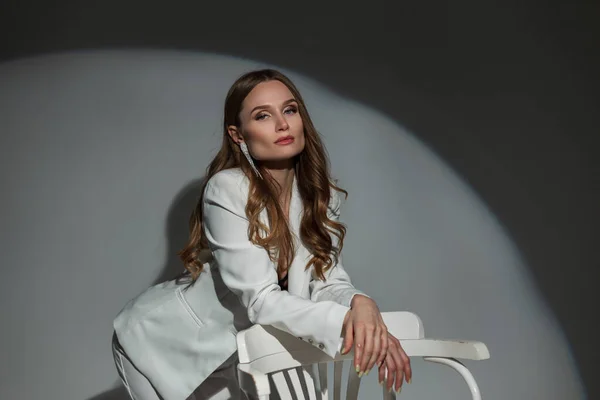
[{"xmin": 236, "ymin": 311, "xmax": 490, "ymax": 400}]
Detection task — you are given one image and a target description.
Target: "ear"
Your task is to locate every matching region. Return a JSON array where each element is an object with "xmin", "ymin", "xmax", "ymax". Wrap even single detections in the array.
[{"xmin": 227, "ymin": 125, "xmax": 243, "ymax": 145}]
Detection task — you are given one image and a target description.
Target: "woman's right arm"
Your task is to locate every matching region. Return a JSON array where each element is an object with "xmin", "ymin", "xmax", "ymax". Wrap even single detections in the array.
[{"xmin": 202, "ymin": 172, "xmax": 350, "ymax": 358}]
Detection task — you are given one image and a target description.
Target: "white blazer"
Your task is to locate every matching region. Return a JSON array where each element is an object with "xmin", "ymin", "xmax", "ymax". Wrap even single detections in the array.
[{"xmin": 113, "ymin": 168, "xmax": 366, "ymax": 400}]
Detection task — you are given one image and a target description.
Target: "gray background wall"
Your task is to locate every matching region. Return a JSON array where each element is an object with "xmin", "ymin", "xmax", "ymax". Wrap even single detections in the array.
[{"xmin": 0, "ymin": 1, "xmax": 597, "ymax": 399}]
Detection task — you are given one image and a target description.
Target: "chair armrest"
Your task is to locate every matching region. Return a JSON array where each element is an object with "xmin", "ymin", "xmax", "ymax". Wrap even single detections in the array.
[
  {"xmin": 237, "ymin": 363, "xmax": 271, "ymax": 398},
  {"xmin": 400, "ymin": 339, "xmax": 490, "ymax": 360}
]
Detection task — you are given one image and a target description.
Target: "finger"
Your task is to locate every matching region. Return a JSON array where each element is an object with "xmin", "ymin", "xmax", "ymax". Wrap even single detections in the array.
[
  {"xmin": 404, "ymin": 353, "xmax": 412, "ymax": 384},
  {"xmin": 359, "ymin": 325, "xmax": 373, "ymax": 374},
  {"xmin": 342, "ymin": 320, "xmax": 354, "ymax": 355},
  {"xmin": 390, "ymin": 335, "xmax": 411, "ymax": 384},
  {"xmin": 366, "ymin": 326, "xmax": 380, "ymax": 374},
  {"xmin": 376, "ymin": 328, "xmax": 389, "ymax": 368},
  {"xmin": 385, "ymin": 355, "xmax": 396, "ymax": 392},
  {"xmin": 388, "ymin": 338, "xmax": 405, "ymax": 392},
  {"xmin": 378, "ymin": 358, "xmax": 386, "ymax": 386},
  {"xmin": 398, "ymin": 342, "xmax": 412, "ymax": 384},
  {"xmin": 353, "ymin": 324, "xmax": 365, "ymax": 374}
]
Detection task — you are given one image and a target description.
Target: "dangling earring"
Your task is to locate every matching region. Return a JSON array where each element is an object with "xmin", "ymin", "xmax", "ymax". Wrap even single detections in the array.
[{"xmin": 239, "ymin": 142, "xmax": 262, "ymax": 179}]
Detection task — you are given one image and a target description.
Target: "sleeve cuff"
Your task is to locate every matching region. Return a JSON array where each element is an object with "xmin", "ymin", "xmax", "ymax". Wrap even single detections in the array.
[
  {"xmin": 345, "ymin": 290, "xmax": 370, "ymax": 308},
  {"xmin": 320, "ymin": 303, "xmax": 350, "ymax": 358}
]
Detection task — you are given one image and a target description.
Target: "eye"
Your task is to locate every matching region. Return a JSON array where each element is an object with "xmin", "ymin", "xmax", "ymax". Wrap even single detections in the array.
[
  {"xmin": 255, "ymin": 113, "xmax": 269, "ymax": 121},
  {"xmin": 284, "ymin": 106, "xmax": 298, "ymax": 115}
]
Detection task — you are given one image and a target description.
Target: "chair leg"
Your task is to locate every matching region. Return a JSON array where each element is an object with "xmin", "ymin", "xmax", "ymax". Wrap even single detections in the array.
[
  {"xmin": 382, "ymin": 386, "xmax": 396, "ymax": 400},
  {"xmin": 380, "ymin": 365, "xmax": 396, "ymax": 400},
  {"xmin": 423, "ymin": 357, "xmax": 482, "ymax": 400}
]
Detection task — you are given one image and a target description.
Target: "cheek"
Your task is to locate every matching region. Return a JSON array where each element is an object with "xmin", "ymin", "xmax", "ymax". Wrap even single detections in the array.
[
  {"xmin": 298, "ymin": 136, "xmax": 307, "ymax": 151},
  {"xmin": 244, "ymin": 127, "xmax": 273, "ymax": 158},
  {"xmin": 293, "ymin": 116, "xmax": 304, "ymax": 132},
  {"xmin": 290, "ymin": 117, "xmax": 304, "ymax": 138},
  {"xmin": 244, "ymin": 126, "xmax": 269, "ymax": 144},
  {"xmin": 297, "ymin": 124, "xmax": 306, "ymax": 143}
]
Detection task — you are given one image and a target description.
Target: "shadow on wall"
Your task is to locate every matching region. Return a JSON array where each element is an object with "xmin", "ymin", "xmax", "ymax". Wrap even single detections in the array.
[
  {"xmin": 153, "ymin": 177, "xmax": 207, "ymax": 285},
  {"xmin": 92, "ymin": 177, "xmax": 207, "ymax": 400}
]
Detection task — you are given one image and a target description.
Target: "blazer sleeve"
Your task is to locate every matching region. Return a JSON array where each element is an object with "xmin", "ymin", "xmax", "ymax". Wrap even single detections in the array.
[
  {"xmin": 202, "ymin": 172, "xmax": 350, "ymax": 357},
  {"xmin": 309, "ymin": 187, "xmax": 370, "ymax": 307}
]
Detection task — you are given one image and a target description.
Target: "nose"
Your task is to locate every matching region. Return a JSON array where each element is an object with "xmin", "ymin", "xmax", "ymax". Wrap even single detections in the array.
[{"xmin": 275, "ymin": 113, "xmax": 289, "ymax": 131}]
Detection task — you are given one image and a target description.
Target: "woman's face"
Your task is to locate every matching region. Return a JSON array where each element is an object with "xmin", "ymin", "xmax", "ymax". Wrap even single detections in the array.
[{"xmin": 230, "ymin": 80, "xmax": 305, "ymax": 164}]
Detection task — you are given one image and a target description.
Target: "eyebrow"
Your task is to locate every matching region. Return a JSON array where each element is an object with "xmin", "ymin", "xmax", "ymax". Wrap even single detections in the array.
[{"xmin": 250, "ymin": 98, "xmax": 297, "ymax": 115}]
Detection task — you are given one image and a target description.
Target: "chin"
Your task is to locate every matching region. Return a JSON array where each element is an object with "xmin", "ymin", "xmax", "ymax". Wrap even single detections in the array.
[
  {"xmin": 283, "ymin": 146, "xmax": 304, "ymax": 160},
  {"xmin": 269, "ymin": 144, "xmax": 303, "ymax": 157},
  {"xmin": 260, "ymin": 151, "xmax": 303, "ymax": 164}
]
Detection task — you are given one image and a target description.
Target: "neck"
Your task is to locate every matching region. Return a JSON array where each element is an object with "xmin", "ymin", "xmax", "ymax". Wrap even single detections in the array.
[
  {"xmin": 266, "ymin": 167, "xmax": 295, "ymax": 196},
  {"xmin": 261, "ymin": 159, "xmax": 295, "ymax": 202}
]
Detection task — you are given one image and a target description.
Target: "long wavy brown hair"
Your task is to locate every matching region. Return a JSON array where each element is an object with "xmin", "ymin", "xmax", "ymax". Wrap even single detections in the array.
[{"xmin": 178, "ymin": 69, "xmax": 348, "ymax": 283}]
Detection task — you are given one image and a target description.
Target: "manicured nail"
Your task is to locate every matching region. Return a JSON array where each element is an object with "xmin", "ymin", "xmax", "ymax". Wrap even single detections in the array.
[
  {"xmin": 355, "ymin": 365, "xmax": 360, "ymax": 373},
  {"xmin": 358, "ymin": 371, "xmax": 363, "ymax": 378},
  {"xmin": 365, "ymin": 369, "xmax": 370, "ymax": 376},
  {"xmin": 396, "ymin": 387, "xmax": 402, "ymax": 394},
  {"xmin": 407, "ymin": 377, "xmax": 412, "ymax": 384},
  {"xmin": 388, "ymin": 387, "xmax": 393, "ymax": 393},
  {"xmin": 379, "ymin": 380, "xmax": 384, "ymax": 386}
]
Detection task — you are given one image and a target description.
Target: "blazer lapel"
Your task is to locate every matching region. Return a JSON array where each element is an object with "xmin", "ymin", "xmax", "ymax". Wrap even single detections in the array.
[
  {"xmin": 287, "ymin": 174, "xmax": 311, "ymax": 297},
  {"xmin": 256, "ymin": 173, "xmax": 311, "ymax": 297}
]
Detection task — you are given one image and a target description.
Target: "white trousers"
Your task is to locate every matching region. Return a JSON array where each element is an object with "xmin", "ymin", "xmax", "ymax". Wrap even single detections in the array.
[{"xmin": 112, "ymin": 332, "xmax": 248, "ymax": 400}]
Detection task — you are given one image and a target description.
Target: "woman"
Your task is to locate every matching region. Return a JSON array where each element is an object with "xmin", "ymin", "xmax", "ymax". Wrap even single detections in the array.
[{"xmin": 112, "ymin": 69, "xmax": 412, "ymax": 400}]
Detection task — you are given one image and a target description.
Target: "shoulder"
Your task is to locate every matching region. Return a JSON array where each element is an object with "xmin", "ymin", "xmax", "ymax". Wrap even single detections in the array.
[
  {"xmin": 206, "ymin": 167, "xmax": 247, "ymax": 187},
  {"xmin": 205, "ymin": 168, "xmax": 249, "ymax": 193},
  {"xmin": 204, "ymin": 168, "xmax": 250, "ymax": 211}
]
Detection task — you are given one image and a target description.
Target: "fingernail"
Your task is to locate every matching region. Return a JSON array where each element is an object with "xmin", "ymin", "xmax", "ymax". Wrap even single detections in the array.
[
  {"xmin": 365, "ymin": 369, "xmax": 370, "ymax": 376},
  {"xmin": 408, "ymin": 377, "xmax": 412, "ymax": 384},
  {"xmin": 355, "ymin": 365, "xmax": 360, "ymax": 373},
  {"xmin": 378, "ymin": 380, "xmax": 384, "ymax": 386},
  {"xmin": 388, "ymin": 387, "xmax": 393, "ymax": 393},
  {"xmin": 358, "ymin": 371, "xmax": 363, "ymax": 378},
  {"xmin": 396, "ymin": 387, "xmax": 402, "ymax": 394}
]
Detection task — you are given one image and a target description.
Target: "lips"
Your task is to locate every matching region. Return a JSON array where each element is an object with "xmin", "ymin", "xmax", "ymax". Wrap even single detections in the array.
[{"xmin": 275, "ymin": 136, "xmax": 294, "ymax": 144}]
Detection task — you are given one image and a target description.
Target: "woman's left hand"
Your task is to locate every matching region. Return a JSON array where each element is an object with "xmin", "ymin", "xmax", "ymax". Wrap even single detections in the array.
[
  {"xmin": 341, "ymin": 295, "xmax": 389, "ymax": 376},
  {"xmin": 379, "ymin": 332, "xmax": 412, "ymax": 393}
]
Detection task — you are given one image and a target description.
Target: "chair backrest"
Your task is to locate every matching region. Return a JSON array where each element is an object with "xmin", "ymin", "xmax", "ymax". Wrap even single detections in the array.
[{"xmin": 236, "ymin": 312, "xmax": 425, "ymax": 399}]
